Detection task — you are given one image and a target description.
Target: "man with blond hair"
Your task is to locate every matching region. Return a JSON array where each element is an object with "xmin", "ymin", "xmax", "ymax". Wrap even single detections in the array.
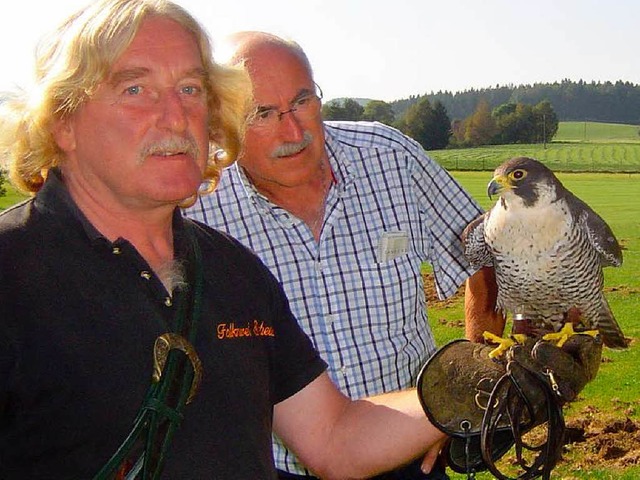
[{"xmin": 0, "ymin": 1, "xmax": 450, "ymax": 478}]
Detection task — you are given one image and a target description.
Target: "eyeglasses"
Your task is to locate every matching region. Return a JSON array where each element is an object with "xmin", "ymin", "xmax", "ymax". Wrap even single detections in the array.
[{"xmin": 249, "ymin": 84, "xmax": 323, "ymax": 130}]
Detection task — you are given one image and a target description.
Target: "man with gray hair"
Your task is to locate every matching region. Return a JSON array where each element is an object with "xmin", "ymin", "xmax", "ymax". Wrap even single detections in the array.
[{"xmin": 187, "ymin": 31, "xmax": 501, "ymax": 479}]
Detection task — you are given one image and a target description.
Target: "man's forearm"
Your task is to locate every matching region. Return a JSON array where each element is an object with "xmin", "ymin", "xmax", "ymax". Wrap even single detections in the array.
[
  {"xmin": 318, "ymin": 389, "xmax": 446, "ymax": 479},
  {"xmin": 464, "ymin": 266, "xmax": 504, "ymax": 342}
]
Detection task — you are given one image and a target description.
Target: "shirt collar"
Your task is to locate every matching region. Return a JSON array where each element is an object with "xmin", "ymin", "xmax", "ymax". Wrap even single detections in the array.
[
  {"xmin": 323, "ymin": 125, "xmax": 357, "ymax": 191},
  {"xmin": 35, "ymin": 167, "xmax": 187, "ymax": 252},
  {"xmin": 35, "ymin": 167, "xmax": 105, "ymax": 243}
]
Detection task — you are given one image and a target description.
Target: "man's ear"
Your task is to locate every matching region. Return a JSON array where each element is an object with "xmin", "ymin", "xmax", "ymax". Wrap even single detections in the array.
[{"xmin": 51, "ymin": 116, "xmax": 76, "ymax": 152}]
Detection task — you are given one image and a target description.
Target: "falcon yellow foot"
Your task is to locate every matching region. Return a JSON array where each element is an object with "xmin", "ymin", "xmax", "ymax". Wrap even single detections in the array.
[
  {"xmin": 483, "ymin": 331, "xmax": 526, "ymax": 359},
  {"xmin": 542, "ymin": 322, "xmax": 599, "ymax": 348}
]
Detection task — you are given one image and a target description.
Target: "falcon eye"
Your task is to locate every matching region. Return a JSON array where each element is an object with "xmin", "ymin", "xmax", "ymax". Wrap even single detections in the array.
[{"xmin": 510, "ymin": 169, "xmax": 527, "ymax": 181}]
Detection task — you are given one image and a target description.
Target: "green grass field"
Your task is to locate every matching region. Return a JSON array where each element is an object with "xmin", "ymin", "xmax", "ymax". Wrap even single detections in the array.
[
  {"xmin": 557, "ymin": 121, "xmax": 640, "ymax": 143},
  {"xmin": 0, "ymin": 183, "xmax": 28, "ymax": 210},
  {"xmin": 430, "ymin": 121, "xmax": 640, "ymax": 173},
  {"xmin": 431, "ymin": 171, "xmax": 640, "ymax": 479}
]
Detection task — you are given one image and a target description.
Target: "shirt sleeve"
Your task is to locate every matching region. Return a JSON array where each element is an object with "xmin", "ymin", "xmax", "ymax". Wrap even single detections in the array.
[{"xmin": 406, "ymin": 139, "xmax": 484, "ymax": 299}]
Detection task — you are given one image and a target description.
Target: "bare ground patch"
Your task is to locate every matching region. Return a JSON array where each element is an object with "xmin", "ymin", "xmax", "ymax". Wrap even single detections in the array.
[{"xmin": 563, "ymin": 404, "xmax": 640, "ymax": 470}]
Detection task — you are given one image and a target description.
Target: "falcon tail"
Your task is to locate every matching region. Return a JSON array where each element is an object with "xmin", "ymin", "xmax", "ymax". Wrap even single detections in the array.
[{"xmin": 595, "ymin": 297, "xmax": 628, "ymax": 349}]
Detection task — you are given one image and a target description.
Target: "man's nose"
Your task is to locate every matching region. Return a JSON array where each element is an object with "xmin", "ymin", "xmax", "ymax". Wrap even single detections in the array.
[
  {"xmin": 157, "ymin": 90, "xmax": 188, "ymax": 132},
  {"xmin": 276, "ymin": 109, "xmax": 305, "ymax": 140}
]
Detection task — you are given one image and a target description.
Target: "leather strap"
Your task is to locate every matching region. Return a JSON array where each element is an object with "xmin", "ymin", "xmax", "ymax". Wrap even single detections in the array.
[
  {"xmin": 94, "ymin": 222, "xmax": 204, "ymax": 480},
  {"xmin": 478, "ymin": 356, "xmax": 565, "ymax": 480}
]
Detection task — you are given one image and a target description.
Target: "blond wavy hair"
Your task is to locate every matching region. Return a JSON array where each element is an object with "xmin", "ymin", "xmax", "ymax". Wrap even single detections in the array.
[{"xmin": 0, "ymin": 0, "xmax": 251, "ymax": 196}]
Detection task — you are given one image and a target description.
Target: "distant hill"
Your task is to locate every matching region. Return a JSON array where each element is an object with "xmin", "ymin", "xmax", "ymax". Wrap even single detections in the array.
[{"xmin": 389, "ymin": 80, "xmax": 640, "ymax": 125}]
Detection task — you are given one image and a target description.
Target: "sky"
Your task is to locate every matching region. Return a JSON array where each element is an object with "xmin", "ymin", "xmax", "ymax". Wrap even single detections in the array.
[{"xmin": 1, "ymin": 0, "xmax": 639, "ymax": 103}]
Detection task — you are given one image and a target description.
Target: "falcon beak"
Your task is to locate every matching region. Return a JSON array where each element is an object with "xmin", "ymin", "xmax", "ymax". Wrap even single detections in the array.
[{"xmin": 487, "ymin": 174, "xmax": 512, "ymax": 199}]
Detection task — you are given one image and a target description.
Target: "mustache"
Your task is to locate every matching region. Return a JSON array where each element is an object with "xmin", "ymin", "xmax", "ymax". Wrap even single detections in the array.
[
  {"xmin": 271, "ymin": 131, "xmax": 313, "ymax": 158},
  {"xmin": 139, "ymin": 136, "xmax": 200, "ymax": 162}
]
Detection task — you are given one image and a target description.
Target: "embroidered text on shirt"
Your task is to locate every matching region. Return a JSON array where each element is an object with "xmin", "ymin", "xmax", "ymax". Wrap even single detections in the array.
[{"xmin": 216, "ymin": 320, "xmax": 275, "ymax": 340}]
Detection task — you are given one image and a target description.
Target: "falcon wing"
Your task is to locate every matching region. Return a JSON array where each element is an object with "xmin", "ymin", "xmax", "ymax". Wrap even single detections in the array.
[
  {"xmin": 461, "ymin": 212, "xmax": 493, "ymax": 269},
  {"xmin": 567, "ymin": 192, "xmax": 623, "ymax": 267}
]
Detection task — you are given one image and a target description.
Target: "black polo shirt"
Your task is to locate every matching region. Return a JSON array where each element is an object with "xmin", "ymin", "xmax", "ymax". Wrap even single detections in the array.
[{"xmin": 0, "ymin": 169, "xmax": 327, "ymax": 479}]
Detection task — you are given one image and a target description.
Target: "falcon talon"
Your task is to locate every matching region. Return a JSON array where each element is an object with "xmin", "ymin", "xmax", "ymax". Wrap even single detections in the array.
[
  {"xmin": 482, "ymin": 331, "xmax": 515, "ymax": 358},
  {"xmin": 579, "ymin": 329, "xmax": 600, "ymax": 338},
  {"xmin": 482, "ymin": 331, "xmax": 503, "ymax": 343},
  {"xmin": 543, "ymin": 322, "xmax": 579, "ymax": 347}
]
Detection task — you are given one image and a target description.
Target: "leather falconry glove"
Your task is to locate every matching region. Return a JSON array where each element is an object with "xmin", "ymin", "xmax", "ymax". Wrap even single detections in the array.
[{"xmin": 417, "ymin": 334, "xmax": 602, "ymax": 480}]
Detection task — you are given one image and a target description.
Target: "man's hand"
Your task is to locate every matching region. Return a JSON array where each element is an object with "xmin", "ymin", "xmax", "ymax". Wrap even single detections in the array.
[{"xmin": 419, "ymin": 437, "xmax": 448, "ymax": 474}]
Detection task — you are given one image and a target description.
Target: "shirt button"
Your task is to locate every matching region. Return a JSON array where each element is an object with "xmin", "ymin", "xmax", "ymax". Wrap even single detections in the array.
[
  {"xmin": 339, "ymin": 365, "xmax": 348, "ymax": 377},
  {"xmin": 326, "ymin": 314, "xmax": 338, "ymax": 325},
  {"xmin": 112, "ymin": 247, "xmax": 122, "ymax": 255},
  {"xmin": 315, "ymin": 261, "xmax": 324, "ymax": 273},
  {"xmin": 140, "ymin": 271, "xmax": 151, "ymax": 280},
  {"xmin": 164, "ymin": 297, "xmax": 172, "ymax": 307}
]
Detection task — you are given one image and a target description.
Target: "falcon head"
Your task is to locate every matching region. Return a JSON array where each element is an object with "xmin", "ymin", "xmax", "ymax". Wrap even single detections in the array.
[{"xmin": 488, "ymin": 157, "xmax": 561, "ymax": 207}]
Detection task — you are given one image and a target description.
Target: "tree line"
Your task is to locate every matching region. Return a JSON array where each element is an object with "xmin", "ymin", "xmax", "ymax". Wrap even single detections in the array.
[
  {"xmin": 392, "ymin": 79, "xmax": 640, "ymax": 125},
  {"xmin": 323, "ymin": 79, "xmax": 640, "ymax": 150},
  {"xmin": 322, "ymin": 96, "xmax": 558, "ymax": 150}
]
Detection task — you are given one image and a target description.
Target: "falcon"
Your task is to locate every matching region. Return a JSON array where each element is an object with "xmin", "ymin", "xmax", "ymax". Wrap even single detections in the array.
[{"xmin": 463, "ymin": 157, "xmax": 627, "ymax": 349}]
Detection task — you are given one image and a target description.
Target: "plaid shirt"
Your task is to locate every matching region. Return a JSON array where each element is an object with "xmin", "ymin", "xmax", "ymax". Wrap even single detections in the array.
[{"xmin": 186, "ymin": 121, "xmax": 483, "ymax": 475}]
